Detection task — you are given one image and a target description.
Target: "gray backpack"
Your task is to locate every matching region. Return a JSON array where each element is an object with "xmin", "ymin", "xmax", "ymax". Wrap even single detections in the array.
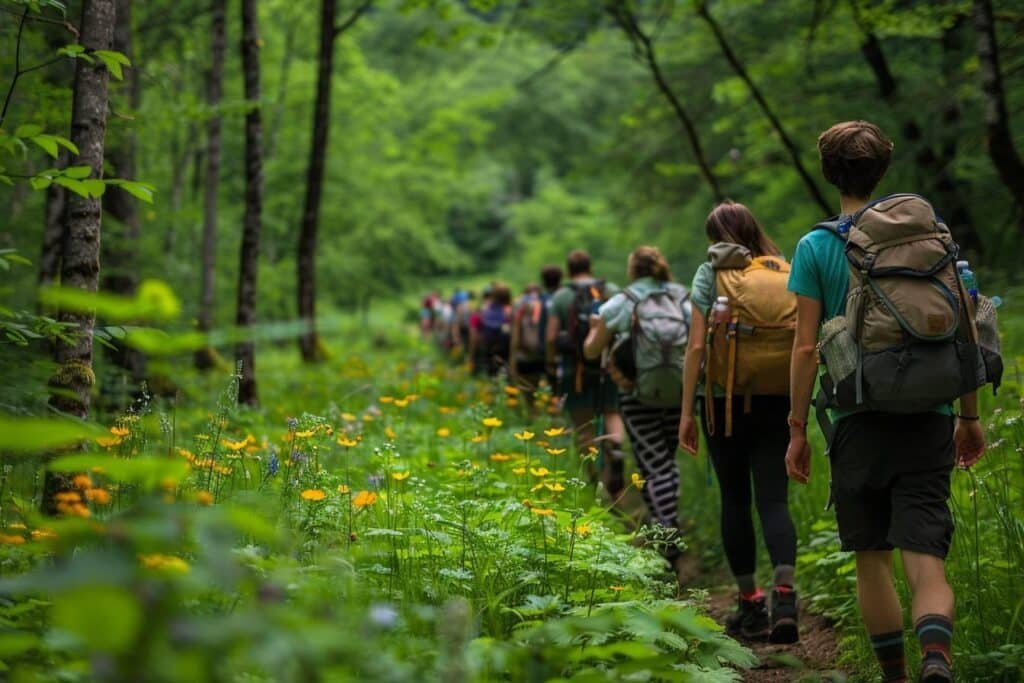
[{"xmin": 624, "ymin": 285, "xmax": 690, "ymax": 407}]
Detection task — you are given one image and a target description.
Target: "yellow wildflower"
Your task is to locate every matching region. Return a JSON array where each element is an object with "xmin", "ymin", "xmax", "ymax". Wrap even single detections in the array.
[
  {"xmin": 337, "ymin": 484, "xmax": 351, "ymax": 494},
  {"xmin": 196, "ymin": 490, "xmax": 214, "ymax": 506},
  {"xmin": 0, "ymin": 533, "xmax": 25, "ymax": 545},
  {"xmin": 362, "ymin": 414, "xmax": 375, "ymax": 422},
  {"xmin": 85, "ymin": 488, "xmax": 111, "ymax": 505},
  {"xmin": 506, "ymin": 398, "xmax": 519, "ymax": 408},
  {"xmin": 482, "ymin": 417, "xmax": 503, "ymax": 428},
  {"xmin": 503, "ymin": 386, "xmax": 520, "ymax": 396},
  {"xmin": 531, "ymin": 508, "xmax": 555, "ymax": 517},
  {"xmin": 385, "ymin": 427, "xmax": 397, "ymax": 440},
  {"xmin": 55, "ymin": 491, "xmax": 80, "ymax": 503},
  {"xmin": 610, "ymin": 585, "xmax": 625, "ymax": 592},
  {"xmin": 490, "ymin": 453, "xmax": 512, "ymax": 462},
  {"xmin": 294, "ymin": 430, "xmax": 315, "ymax": 439},
  {"xmin": 439, "ymin": 406, "xmax": 457, "ymax": 414},
  {"xmin": 337, "ymin": 436, "xmax": 359, "ymax": 448},
  {"xmin": 341, "ymin": 412, "xmax": 357, "ymax": 422},
  {"xmin": 512, "ymin": 467, "xmax": 526, "ymax": 475},
  {"xmin": 546, "ymin": 448, "xmax": 567, "ymax": 456},
  {"xmin": 544, "ymin": 427, "xmax": 566, "ymax": 437},
  {"xmin": 379, "ymin": 396, "xmax": 395, "ymax": 404},
  {"xmin": 139, "ymin": 554, "xmax": 190, "ymax": 574},
  {"xmin": 31, "ymin": 528, "xmax": 56, "ymax": 541},
  {"xmin": 572, "ymin": 523, "xmax": 592, "ymax": 537},
  {"xmin": 631, "ymin": 473, "xmax": 645, "ymax": 489},
  {"xmin": 222, "ymin": 437, "xmax": 248, "ymax": 451},
  {"xmin": 514, "ymin": 431, "xmax": 535, "ymax": 441},
  {"xmin": 436, "ymin": 427, "xmax": 451, "ymax": 438},
  {"xmin": 353, "ymin": 491, "xmax": 378, "ymax": 508},
  {"xmin": 545, "ymin": 482, "xmax": 566, "ymax": 492},
  {"xmin": 470, "ymin": 434, "xmax": 487, "ymax": 444},
  {"xmin": 393, "ymin": 399, "xmax": 410, "ymax": 409},
  {"xmin": 109, "ymin": 426, "xmax": 130, "ymax": 437},
  {"xmin": 587, "ymin": 446, "xmax": 599, "ymax": 455},
  {"xmin": 529, "ymin": 467, "xmax": 551, "ymax": 478},
  {"xmin": 95, "ymin": 436, "xmax": 122, "ymax": 448},
  {"xmin": 391, "ymin": 471, "xmax": 410, "ymax": 481},
  {"xmin": 403, "ymin": 394, "xmax": 419, "ymax": 402},
  {"xmin": 301, "ymin": 489, "xmax": 326, "ymax": 501},
  {"xmin": 73, "ymin": 474, "xmax": 93, "ymax": 490}
]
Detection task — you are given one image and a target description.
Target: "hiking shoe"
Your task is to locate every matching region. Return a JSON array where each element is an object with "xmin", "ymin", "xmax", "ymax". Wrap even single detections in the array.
[
  {"xmin": 725, "ymin": 595, "xmax": 770, "ymax": 640},
  {"xmin": 919, "ymin": 653, "xmax": 953, "ymax": 682},
  {"xmin": 769, "ymin": 588, "xmax": 800, "ymax": 644}
]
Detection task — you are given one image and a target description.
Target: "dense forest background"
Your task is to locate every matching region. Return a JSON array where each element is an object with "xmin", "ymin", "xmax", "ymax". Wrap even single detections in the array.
[{"xmin": 4, "ymin": 0, "xmax": 1024, "ymax": 335}]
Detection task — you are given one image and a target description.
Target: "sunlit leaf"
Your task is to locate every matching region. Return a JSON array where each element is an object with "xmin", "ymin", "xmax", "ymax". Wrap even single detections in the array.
[{"xmin": 0, "ymin": 416, "xmax": 102, "ymax": 453}]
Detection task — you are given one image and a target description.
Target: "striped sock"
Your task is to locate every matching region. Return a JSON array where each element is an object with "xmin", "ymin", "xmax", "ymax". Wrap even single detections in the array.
[
  {"xmin": 870, "ymin": 630, "xmax": 907, "ymax": 682},
  {"xmin": 915, "ymin": 614, "xmax": 953, "ymax": 667}
]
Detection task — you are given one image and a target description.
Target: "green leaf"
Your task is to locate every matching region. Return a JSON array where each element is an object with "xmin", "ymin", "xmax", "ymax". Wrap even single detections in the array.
[
  {"xmin": 53, "ymin": 175, "xmax": 89, "ymax": 197},
  {"xmin": 0, "ymin": 632, "xmax": 40, "ymax": 659},
  {"xmin": 51, "ymin": 585, "xmax": 142, "ymax": 654},
  {"xmin": 0, "ymin": 416, "xmax": 102, "ymax": 453},
  {"xmin": 63, "ymin": 165, "xmax": 92, "ymax": 179},
  {"xmin": 94, "ymin": 50, "xmax": 131, "ymax": 80},
  {"xmin": 14, "ymin": 124, "xmax": 43, "ymax": 138},
  {"xmin": 48, "ymin": 453, "xmax": 191, "ymax": 488},
  {"xmin": 81, "ymin": 178, "xmax": 105, "ymax": 198},
  {"xmin": 38, "ymin": 279, "xmax": 182, "ymax": 323},
  {"xmin": 30, "ymin": 135, "xmax": 59, "ymax": 158},
  {"xmin": 106, "ymin": 178, "xmax": 155, "ymax": 203}
]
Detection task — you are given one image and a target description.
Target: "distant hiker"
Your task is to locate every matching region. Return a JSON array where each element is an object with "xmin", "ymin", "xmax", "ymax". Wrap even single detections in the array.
[
  {"xmin": 451, "ymin": 290, "xmax": 475, "ymax": 357},
  {"xmin": 509, "ymin": 284, "xmax": 547, "ymax": 410},
  {"xmin": 467, "ymin": 287, "xmax": 493, "ymax": 376},
  {"xmin": 583, "ymin": 246, "xmax": 691, "ymax": 581},
  {"xmin": 479, "ymin": 284, "xmax": 513, "ymax": 378},
  {"xmin": 540, "ymin": 264, "xmax": 563, "ymax": 391},
  {"xmin": 546, "ymin": 250, "xmax": 625, "ymax": 497},
  {"xmin": 420, "ymin": 291, "xmax": 440, "ymax": 339},
  {"xmin": 786, "ymin": 121, "xmax": 989, "ymax": 683},
  {"xmin": 678, "ymin": 201, "xmax": 800, "ymax": 643}
]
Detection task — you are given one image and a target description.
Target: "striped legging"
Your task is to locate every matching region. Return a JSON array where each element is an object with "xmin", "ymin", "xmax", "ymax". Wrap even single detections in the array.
[{"xmin": 619, "ymin": 394, "xmax": 682, "ymax": 530}]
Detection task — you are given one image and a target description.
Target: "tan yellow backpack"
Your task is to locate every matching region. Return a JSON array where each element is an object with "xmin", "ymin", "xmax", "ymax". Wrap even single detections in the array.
[{"xmin": 705, "ymin": 243, "xmax": 797, "ymax": 436}]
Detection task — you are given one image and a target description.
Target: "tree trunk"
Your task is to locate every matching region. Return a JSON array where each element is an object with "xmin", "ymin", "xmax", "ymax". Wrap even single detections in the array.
[
  {"xmin": 39, "ymin": 151, "xmax": 67, "ymax": 292},
  {"xmin": 695, "ymin": 1, "xmax": 831, "ymax": 215},
  {"xmin": 101, "ymin": 0, "xmax": 146, "ymax": 399},
  {"xmin": 606, "ymin": 1, "xmax": 725, "ymax": 201},
  {"xmin": 296, "ymin": 0, "xmax": 338, "ymax": 363},
  {"xmin": 973, "ymin": 0, "xmax": 1024, "ymax": 234},
  {"xmin": 297, "ymin": 0, "xmax": 373, "ymax": 362},
  {"xmin": 195, "ymin": 0, "xmax": 227, "ymax": 370},
  {"xmin": 45, "ymin": 0, "xmax": 115, "ymax": 514},
  {"xmin": 236, "ymin": 0, "xmax": 263, "ymax": 406}
]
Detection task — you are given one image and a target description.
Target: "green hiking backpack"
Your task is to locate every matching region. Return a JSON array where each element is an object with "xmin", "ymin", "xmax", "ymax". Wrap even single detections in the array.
[
  {"xmin": 623, "ymin": 284, "xmax": 690, "ymax": 408},
  {"xmin": 814, "ymin": 194, "xmax": 992, "ymax": 417}
]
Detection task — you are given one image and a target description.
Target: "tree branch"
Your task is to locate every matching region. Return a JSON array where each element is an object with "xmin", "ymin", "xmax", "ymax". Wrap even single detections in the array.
[
  {"xmin": 0, "ymin": 7, "xmax": 29, "ymax": 130},
  {"xmin": 696, "ymin": 0, "xmax": 831, "ymax": 214},
  {"xmin": 606, "ymin": 0, "xmax": 725, "ymax": 201},
  {"xmin": 334, "ymin": 0, "xmax": 373, "ymax": 38}
]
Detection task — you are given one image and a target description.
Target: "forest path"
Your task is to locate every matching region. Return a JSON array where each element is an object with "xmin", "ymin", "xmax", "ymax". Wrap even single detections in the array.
[{"xmin": 703, "ymin": 586, "xmax": 844, "ymax": 682}]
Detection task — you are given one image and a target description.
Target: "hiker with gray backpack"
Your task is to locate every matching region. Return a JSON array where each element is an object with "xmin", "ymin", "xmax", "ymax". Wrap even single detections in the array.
[
  {"xmin": 678, "ymin": 201, "xmax": 800, "ymax": 644},
  {"xmin": 786, "ymin": 121, "xmax": 998, "ymax": 683},
  {"xmin": 582, "ymin": 246, "xmax": 692, "ymax": 585}
]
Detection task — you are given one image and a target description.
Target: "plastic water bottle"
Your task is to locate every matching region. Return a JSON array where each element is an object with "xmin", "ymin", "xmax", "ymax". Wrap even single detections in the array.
[
  {"xmin": 957, "ymin": 260, "xmax": 978, "ymax": 305},
  {"xmin": 712, "ymin": 296, "xmax": 731, "ymax": 325}
]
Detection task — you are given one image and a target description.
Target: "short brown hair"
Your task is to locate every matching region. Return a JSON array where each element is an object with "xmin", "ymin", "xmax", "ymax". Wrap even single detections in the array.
[
  {"xmin": 566, "ymin": 250, "xmax": 591, "ymax": 277},
  {"xmin": 540, "ymin": 264, "xmax": 562, "ymax": 291},
  {"xmin": 705, "ymin": 200, "xmax": 781, "ymax": 258},
  {"xmin": 817, "ymin": 120, "xmax": 893, "ymax": 199},
  {"xmin": 491, "ymin": 283, "xmax": 512, "ymax": 306},
  {"xmin": 627, "ymin": 246, "xmax": 672, "ymax": 282}
]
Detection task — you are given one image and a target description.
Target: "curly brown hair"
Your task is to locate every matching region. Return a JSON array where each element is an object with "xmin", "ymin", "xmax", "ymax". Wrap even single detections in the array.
[{"xmin": 627, "ymin": 246, "xmax": 673, "ymax": 282}]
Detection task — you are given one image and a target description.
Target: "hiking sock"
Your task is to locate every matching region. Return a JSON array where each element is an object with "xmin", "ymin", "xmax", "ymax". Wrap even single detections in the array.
[
  {"xmin": 773, "ymin": 564, "xmax": 795, "ymax": 590},
  {"xmin": 870, "ymin": 631, "xmax": 907, "ymax": 682},
  {"xmin": 915, "ymin": 614, "xmax": 953, "ymax": 669},
  {"xmin": 736, "ymin": 574, "xmax": 757, "ymax": 596}
]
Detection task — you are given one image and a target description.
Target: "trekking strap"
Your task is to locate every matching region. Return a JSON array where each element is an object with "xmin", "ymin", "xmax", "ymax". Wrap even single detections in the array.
[
  {"xmin": 814, "ymin": 389, "xmax": 834, "ymax": 455},
  {"xmin": 704, "ymin": 337, "xmax": 716, "ymax": 437},
  {"xmin": 724, "ymin": 314, "xmax": 739, "ymax": 437}
]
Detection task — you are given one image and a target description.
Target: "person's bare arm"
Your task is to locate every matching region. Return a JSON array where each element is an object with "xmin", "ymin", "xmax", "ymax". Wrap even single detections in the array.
[
  {"xmin": 954, "ymin": 390, "xmax": 986, "ymax": 468},
  {"xmin": 678, "ymin": 307, "xmax": 706, "ymax": 455},
  {"xmin": 545, "ymin": 307, "xmax": 561, "ymax": 367},
  {"xmin": 583, "ymin": 316, "xmax": 612, "ymax": 361},
  {"xmin": 785, "ymin": 295, "xmax": 823, "ymax": 484}
]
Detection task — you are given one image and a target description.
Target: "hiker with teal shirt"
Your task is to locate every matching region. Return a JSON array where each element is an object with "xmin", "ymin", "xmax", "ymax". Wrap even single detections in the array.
[
  {"xmin": 582, "ymin": 246, "xmax": 691, "ymax": 585},
  {"xmin": 546, "ymin": 250, "xmax": 625, "ymax": 498},
  {"xmin": 679, "ymin": 201, "xmax": 800, "ymax": 643},
  {"xmin": 786, "ymin": 120, "xmax": 989, "ymax": 683}
]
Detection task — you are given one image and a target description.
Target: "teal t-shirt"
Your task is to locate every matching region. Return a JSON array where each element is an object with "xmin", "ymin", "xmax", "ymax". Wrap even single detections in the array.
[{"xmin": 787, "ymin": 222, "xmax": 952, "ymax": 418}]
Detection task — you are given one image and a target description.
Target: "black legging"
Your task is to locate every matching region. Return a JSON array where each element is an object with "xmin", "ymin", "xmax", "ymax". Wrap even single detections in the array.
[{"xmin": 700, "ymin": 396, "xmax": 797, "ymax": 578}]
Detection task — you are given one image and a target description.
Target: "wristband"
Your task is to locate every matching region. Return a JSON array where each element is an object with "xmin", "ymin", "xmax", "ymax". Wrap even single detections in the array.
[{"xmin": 956, "ymin": 414, "xmax": 980, "ymax": 421}]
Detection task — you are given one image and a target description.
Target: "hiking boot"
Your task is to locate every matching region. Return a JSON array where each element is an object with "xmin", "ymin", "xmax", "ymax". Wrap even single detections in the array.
[
  {"xmin": 769, "ymin": 588, "xmax": 800, "ymax": 644},
  {"xmin": 725, "ymin": 594, "xmax": 770, "ymax": 640},
  {"xmin": 919, "ymin": 653, "xmax": 953, "ymax": 682}
]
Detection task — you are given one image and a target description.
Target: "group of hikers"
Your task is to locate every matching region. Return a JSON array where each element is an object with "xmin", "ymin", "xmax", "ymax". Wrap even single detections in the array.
[{"xmin": 420, "ymin": 121, "xmax": 1001, "ymax": 683}]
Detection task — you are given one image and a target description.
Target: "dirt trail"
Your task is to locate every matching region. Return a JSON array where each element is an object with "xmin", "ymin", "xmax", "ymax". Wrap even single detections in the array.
[{"xmin": 703, "ymin": 587, "xmax": 845, "ymax": 682}]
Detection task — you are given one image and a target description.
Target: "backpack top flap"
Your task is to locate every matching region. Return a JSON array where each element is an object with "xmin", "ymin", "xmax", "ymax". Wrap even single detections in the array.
[
  {"xmin": 716, "ymin": 256, "xmax": 796, "ymax": 327},
  {"xmin": 846, "ymin": 195, "xmax": 962, "ymax": 347},
  {"xmin": 629, "ymin": 288, "xmax": 689, "ymax": 346},
  {"xmin": 847, "ymin": 194, "xmax": 956, "ymax": 275}
]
